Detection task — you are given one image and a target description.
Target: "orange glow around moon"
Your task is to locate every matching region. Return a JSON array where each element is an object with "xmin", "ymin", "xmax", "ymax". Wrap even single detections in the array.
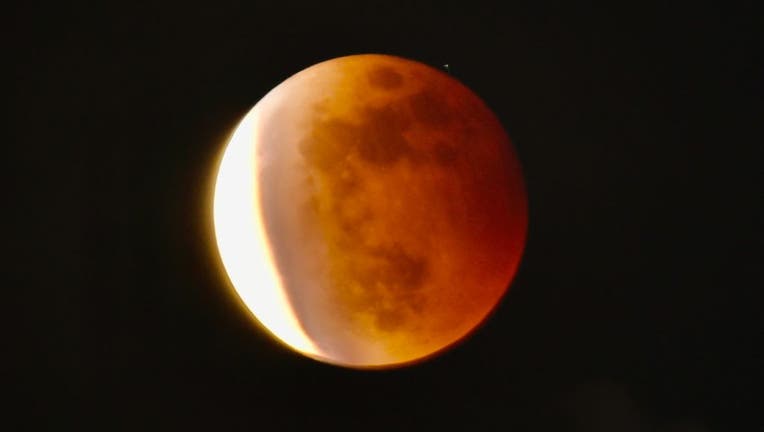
[{"xmin": 214, "ymin": 54, "xmax": 527, "ymax": 368}]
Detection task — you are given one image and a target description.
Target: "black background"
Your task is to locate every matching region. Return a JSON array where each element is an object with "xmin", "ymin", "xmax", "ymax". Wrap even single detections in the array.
[{"xmin": 8, "ymin": 1, "xmax": 761, "ymax": 430}]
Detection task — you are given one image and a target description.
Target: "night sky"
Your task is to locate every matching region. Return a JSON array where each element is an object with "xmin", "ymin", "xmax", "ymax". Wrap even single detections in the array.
[{"xmin": 8, "ymin": 1, "xmax": 761, "ymax": 430}]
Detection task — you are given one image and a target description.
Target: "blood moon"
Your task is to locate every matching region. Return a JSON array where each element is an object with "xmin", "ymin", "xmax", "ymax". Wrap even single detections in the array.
[{"xmin": 213, "ymin": 54, "xmax": 527, "ymax": 369}]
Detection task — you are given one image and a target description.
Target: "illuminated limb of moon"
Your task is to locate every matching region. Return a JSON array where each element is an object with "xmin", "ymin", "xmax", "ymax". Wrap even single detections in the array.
[{"xmin": 213, "ymin": 108, "xmax": 321, "ymax": 357}]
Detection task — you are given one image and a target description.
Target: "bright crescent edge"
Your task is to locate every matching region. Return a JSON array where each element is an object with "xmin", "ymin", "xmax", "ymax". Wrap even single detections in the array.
[{"xmin": 213, "ymin": 106, "xmax": 321, "ymax": 357}]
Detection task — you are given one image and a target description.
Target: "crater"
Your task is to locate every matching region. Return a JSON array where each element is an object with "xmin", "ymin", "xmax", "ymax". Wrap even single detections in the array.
[
  {"xmin": 299, "ymin": 118, "xmax": 356, "ymax": 171},
  {"xmin": 433, "ymin": 141, "xmax": 458, "ymax": 165},
  {"xmin": 368, "ymin": 66, "xmax": 404, "ymax": 90},
  {"xmin": 408, "ymin": 88, "xmax": 453, "ymax": 126},
  {"xmin": 349, "ymin": 244, "xmax": 429, "ymax": 333},
  {"xmin": 354, "ymin": 105, "xmax": 413, "ymax": 165}
]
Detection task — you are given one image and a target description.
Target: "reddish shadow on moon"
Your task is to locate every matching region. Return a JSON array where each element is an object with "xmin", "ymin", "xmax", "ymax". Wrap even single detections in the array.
[{"xmin": 216, "ymin": 54, "xmax": 527, "ymax": 368}]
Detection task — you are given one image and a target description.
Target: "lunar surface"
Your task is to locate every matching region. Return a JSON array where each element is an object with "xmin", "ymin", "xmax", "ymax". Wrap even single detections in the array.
[{"xmin": 214, "ymin": 54, "xmax": 527, "ymax": 368}]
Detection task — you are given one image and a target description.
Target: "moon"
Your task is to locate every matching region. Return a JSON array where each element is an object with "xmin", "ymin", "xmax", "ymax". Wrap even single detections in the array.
[{"xmin": 213, "ymin": 54, "xmax": 527, "ymax": 368}]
